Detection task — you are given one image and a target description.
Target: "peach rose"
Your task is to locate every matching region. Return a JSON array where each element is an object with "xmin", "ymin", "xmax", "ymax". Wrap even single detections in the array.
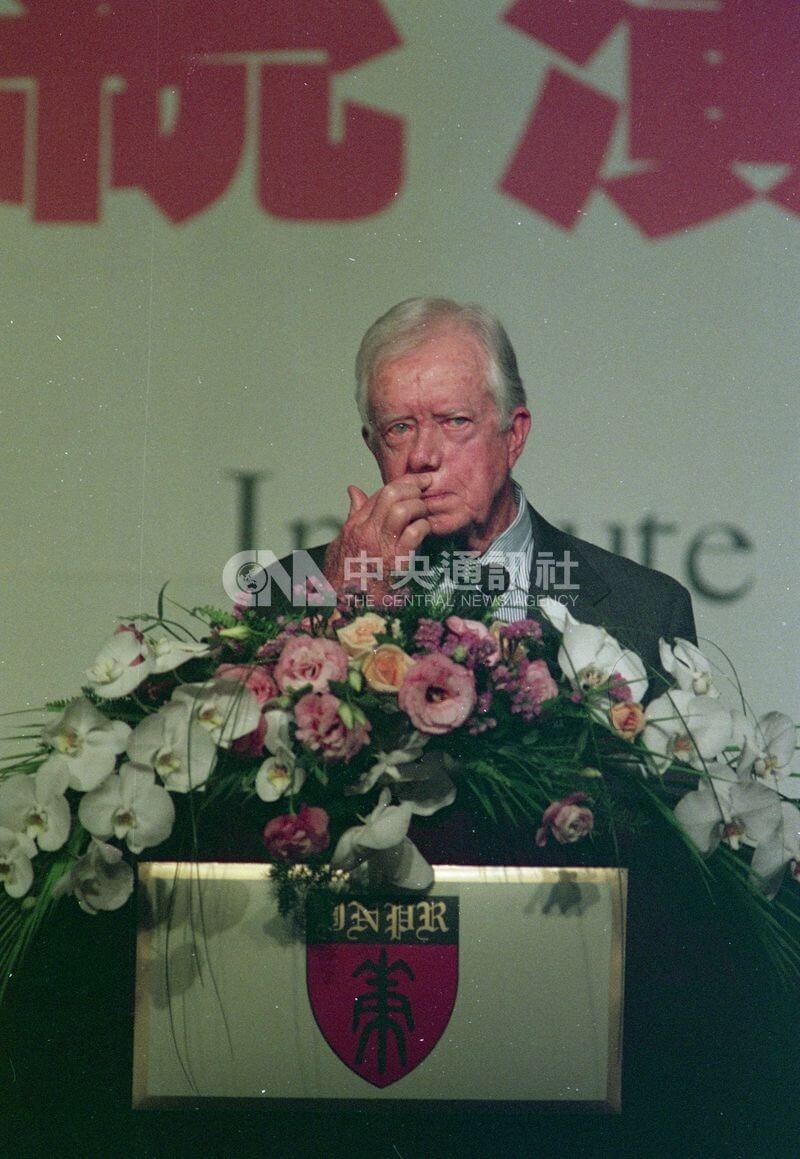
[
  {"xmin": 609, "ymin": 701, "xmax": 646, "ymax": 740},
  {"xmin": 336, "ymin": 612, "xmax": 388, "ymax": 658},
  {"xmin": 361, "ymin": 644, "xmax": 415, "ymax": 693}
]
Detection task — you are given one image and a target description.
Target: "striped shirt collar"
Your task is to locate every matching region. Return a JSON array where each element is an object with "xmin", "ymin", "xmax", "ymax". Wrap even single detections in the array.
[
  {"xmin": 433, "ymin": 481, "xmax": 534, "ymax": 622},
  {"xmin": 478, "ymin": 481, "xmax": 534, "ymax": 621}
]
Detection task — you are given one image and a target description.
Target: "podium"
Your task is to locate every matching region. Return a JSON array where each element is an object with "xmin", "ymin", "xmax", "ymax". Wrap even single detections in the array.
[{"xmin": 133, "ymin": 863, "xmax": 626, "ymax": 1110}]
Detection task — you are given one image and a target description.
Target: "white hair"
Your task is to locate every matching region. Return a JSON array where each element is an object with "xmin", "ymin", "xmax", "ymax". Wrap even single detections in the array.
[{"xmin": 355, "ymin": 298, "xmax": 526, "ymax": 434}]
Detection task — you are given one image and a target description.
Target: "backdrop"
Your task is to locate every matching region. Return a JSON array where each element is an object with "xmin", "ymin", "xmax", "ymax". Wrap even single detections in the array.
[{"xmin": 2, "ymin": 0, "xmax": 797, "ymax": 726}]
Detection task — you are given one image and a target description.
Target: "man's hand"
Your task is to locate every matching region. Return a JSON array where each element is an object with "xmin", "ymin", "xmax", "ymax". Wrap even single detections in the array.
[{"xmin": 323, "ymin": 474, "xmax": 433, "ymax": 600}]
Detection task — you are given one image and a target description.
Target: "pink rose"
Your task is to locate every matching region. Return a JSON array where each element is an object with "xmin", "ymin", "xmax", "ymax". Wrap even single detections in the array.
[
  {"xmin": 397, "ymin": 652, "xmax": 476, "ymax": 735},
  {"xmin": 294, "ymin": 692, "xmax": 371, "ymax": 761},
  {"xmin": 274, "ymin": 635, "xmax": 348, "ymax": 694},
  {"xmin": 535, "ymin": 793, "xmax": 594, "ymax": 847},
  {"xmin": 214, "ymin": 663, "xmax": 278, "ymax": 706},
  {"xmin": 262, "ymin": 805, "xmax": 330, "ymax": 861},
  {"xmin": 519, "ymin": 659, "xmax": 559, "ymax": 708}
]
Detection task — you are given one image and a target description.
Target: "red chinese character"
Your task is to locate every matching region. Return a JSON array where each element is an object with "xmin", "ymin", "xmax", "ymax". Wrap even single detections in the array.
[
  {"xmin": 0, "ymin": 1, "xmax": 404, "ymax": 224},
  {"xmin": 501, "ymin": 0, "xmax": 800, "ymax": 236},
  {"xmin": 0, "ymin": 89, "xmax": 25, "ymax": 204}
]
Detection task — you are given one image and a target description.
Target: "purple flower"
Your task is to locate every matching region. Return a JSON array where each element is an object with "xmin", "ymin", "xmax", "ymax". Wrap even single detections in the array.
[
  {"xmin": 608, "ymin": 672, "xmax": 634, "ymax": 702},
  {"xmin": 441, "ymin": 617, "xmax": 502, "ymax": 670},
  {"xmin": 498, "ymin": 618, "xmax": 543, "ymax": 643},
  {"xmin": 414, "ymin": 618, "xmax": 445, "ymax": 652},
  {"xmin": 476, "ymin": 690, "xmax": 493, "ymax": 714}
]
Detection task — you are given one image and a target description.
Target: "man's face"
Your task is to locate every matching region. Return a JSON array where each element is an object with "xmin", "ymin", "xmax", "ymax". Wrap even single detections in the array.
[{"xmin": 366, "ymin": 325, "xmax": 531, "ymax": 551}]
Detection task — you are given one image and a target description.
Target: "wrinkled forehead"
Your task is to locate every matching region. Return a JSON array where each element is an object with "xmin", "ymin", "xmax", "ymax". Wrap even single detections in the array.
[{"xmin": 367, "ymin": 324, "xmax": 493, "ymax": 414}]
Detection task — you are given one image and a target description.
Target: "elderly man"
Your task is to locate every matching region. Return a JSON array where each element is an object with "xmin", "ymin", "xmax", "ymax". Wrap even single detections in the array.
[
  {"xmin": 271, "ymin": 302, "xmax": 783, "ymax": 1137},
  {"xmin": 320, "ymin": 297, "xmax": 696, "ymax": 672}
]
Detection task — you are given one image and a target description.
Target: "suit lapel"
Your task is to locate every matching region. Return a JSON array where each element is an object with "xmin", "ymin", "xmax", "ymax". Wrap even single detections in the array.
[{"xmin": 526, "ymin": 504, "xmax": 611, "ymax": 619}]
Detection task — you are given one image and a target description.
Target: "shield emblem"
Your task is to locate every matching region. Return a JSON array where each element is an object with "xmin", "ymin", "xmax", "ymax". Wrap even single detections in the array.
[{"xmin": 306, "ymin": 894, "xmax": 459, "ymax": 1088}]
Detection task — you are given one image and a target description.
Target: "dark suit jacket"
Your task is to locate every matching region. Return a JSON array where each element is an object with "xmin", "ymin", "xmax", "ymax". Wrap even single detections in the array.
[{"xmin": 523, "ymin": 504, "xmax": 697, "ymax": 672}]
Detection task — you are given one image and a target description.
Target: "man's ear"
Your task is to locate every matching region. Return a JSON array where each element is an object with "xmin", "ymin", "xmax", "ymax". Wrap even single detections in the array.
[
  {"xmin": 506, "ymin": 407, "xmax": 532, "ymax": 469},
  {"xmin": 361, "ymin": 425, "xmax": 373, "ymax": 450}
]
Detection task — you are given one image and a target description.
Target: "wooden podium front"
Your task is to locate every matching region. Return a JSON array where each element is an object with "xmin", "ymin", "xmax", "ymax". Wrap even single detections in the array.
[{"xmin": 133, "ymin": 863, "xmax": 626, "ymax": 1110}]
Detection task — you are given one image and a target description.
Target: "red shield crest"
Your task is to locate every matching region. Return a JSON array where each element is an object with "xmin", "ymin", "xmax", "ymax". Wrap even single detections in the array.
[{"xmin": 306, "ymin": 895, "xmax": 459, "ymax": 1088}]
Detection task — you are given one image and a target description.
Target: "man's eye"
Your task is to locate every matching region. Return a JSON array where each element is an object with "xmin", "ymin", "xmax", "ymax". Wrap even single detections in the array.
[
  {"xmin": 445, "ymin": 417, "xmax": 469, "ymax": 428},
  {"xmin": 386, "ymin": 422, "xmax": 411, "ymax": 436}
]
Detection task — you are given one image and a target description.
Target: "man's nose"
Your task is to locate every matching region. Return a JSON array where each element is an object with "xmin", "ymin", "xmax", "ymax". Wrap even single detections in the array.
[{"xmin": 407, "ymin": 422, "xmax": 443, "ymax": 472}]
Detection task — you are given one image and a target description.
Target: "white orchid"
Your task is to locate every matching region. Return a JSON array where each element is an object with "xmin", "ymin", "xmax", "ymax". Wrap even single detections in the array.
[
  {"xmin": 39, "ymin": 698, "xmax": 131, "ymax": 792},
  {"xmin": 674, "ymin": 763, "xmax": 738, "ymax": 853},
  {"xmin": 725, "ymin": 779, "xmax": 782, "ymax": 855},
  {"xmin": 539, "ymin": 598, "xmax": 648, "ymax": 703},
  {"xmin": 674, "ymin": 761, "xmax": 786, "ymax": 896},
  {"xmin": 263, "ymin": 709, "xmax": 293, "ymax": 755},
  {"xmin": 78, "ymin": 763, "xmax": 175, "ymax": 854},
  {"xmin": 730, "ymin": 709, "xmax": 757, "ymax": 753},
  {"xmin": 538, "ymin": 597, "xmax": 570, "ymax": 633},
  {"xmin": 144, "ymin": 634, "xmax": 212, "ymax": 673},
  {"xmin": 84, "ymin": 625, "xmax": 151, "ymax": 699},
  {"xmin": 748, "ymin": 795, "xmax": 799, "ymax": 898},
  {"xmin": 388, "ymin": 751, "xmax": 458, "ymax": 816},
  {"xmin": 52, "ymin": 838, "xmax": 134, "ymax": 914},
  {"xmin": 659, "ymin": 637, "xmax": 720, "ymax": 698},
  {"xmin": 171, "ymin": 679, "xmax": 261, "ymax": 747},
  {"xmin": 346, "ymin": 731, "xmax": 429, "ymax": 795},
  {"xmin": 255, "ymin": 754, "xmax": 306, "ymax": 802},
  {"xmin": 126, "ymin": 701, "xmax": 217, "ymax": 793},
  {"xmin": 0, "ymin": 766, "xmax": 71, "ymax": 852},
  {"xmin": 643, "ymin": 689, "xmax": 733, "ymax": 775},
  {"xmin": 345, "ymin": 733, "xmax": 456, "ymax": 815},
  {"xmin": 739, "ymin": 712, "xmax": 798, "ymax": 799},
  {"xmin": 331, "ymin": 787, "xmax": 434, "ymax": 891},
  {"xmin": 254, "ymin": 708, "xmax": 307, "ymax": 801},
  {"xmin": 0, "ymin": 827, "xmax": 37, "ymax": 898}
]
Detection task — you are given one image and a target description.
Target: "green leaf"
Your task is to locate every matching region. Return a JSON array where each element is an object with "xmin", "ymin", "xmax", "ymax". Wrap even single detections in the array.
[{"xmin": 156, "ymin": 580, "xmax": 169, "ymax": 623}]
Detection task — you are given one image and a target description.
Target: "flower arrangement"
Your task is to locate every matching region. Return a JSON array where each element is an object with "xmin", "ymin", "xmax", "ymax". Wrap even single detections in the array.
[{"xmin": 1, "ymin": 586, "xmax": 798, "ymax": 996}]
